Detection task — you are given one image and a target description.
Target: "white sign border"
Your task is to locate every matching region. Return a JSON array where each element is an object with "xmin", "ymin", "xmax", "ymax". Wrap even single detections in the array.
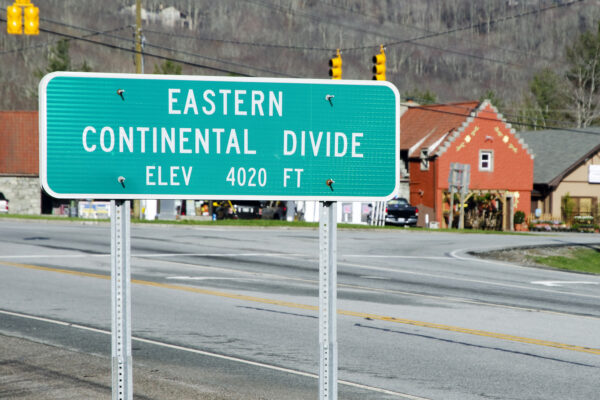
[{"xmin": 39, "ymin": 72, "xmax": 400, "ymax": 201}]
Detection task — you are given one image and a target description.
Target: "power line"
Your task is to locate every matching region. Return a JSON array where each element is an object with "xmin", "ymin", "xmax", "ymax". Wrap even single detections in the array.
[
  {"xmin": 33, "ymin": 24, "xmax": 254, "ymax": 77},
  {"xmin": 0, "ymin": 15, "xmax": 298, "ymax": 77},
  {"xmin": 0, "ymin": 13, "xmax": 294, "ymax": 77},
  {"xmin": 144, "ymin": 28, "xmax": 332, "ymax": 52},
  {"xmin": 2, "ymin": 0, "xmax": 582, "ymax": 73},
  {"xmin": 241, "ymin": 0, "xmax": 583, "ymax": 66},
  {"xmin": 380, "ymin": 0, "xmax": 586, "ymax": 51},
  {"xmin": 0, "ymin": 19, "xmax": 130, "ymax": 55},
  {"xmin": 405, "ymin": 91, "xmax": 596, "ymax": 131},
  {"xmin": 405, "ymin": 102, "xmax": 600, "ymax": 134},
  {"xmin": 141, "ymin": 38, "xmax": 298, "ymax": 78},
  {"xmin": 315, "ymin": 0, "xmax": 555, "ymax": 62}
]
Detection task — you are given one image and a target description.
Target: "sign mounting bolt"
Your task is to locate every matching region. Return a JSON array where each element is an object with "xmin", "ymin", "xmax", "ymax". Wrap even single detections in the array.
[
  {"xmin": 326, "ymin": 179, "xmax": 335, "ymax": 191},
  {"xmin": 118, "ymin": 176, "xmax": 126, "ymax": 188},
  {"xmin": 325, "ymin": 94, "xmax": 334, "ymax": 106},
  {"xmin": 117, "ymin": 89, "xmax": 125, "ymax": 100}
]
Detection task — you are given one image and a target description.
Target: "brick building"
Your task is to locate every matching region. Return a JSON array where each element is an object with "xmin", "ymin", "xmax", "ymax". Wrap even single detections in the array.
[
  {"xmin": 0, "ymin": 111, "xmax": 41, "ymax": 214},
  {"xmin": 400, "ymin": 100, "xmax": 534, "ymax": 230}
]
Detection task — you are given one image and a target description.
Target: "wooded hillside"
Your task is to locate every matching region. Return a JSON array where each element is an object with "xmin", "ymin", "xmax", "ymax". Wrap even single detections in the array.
[{"xmin": 1, "ymin": 0, "xmax": 599, "ymax": 123}]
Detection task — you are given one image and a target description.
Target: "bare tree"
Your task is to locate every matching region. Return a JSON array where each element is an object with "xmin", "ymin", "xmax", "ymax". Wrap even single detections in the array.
[{"xmin": 565, "ymin": 22, "xmax": 600, "ymax": 128}]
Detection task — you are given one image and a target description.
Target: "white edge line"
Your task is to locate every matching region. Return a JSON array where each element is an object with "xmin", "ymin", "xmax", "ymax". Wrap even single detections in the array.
[{"xmin": 0, "ymin": 309, "xmax": 428, "ymax": 400}]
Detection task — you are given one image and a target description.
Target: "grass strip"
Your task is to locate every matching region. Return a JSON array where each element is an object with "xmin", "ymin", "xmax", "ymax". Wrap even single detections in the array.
[
  {"xmin": 531, "ymin": 247, "xmax": 600, "ymax": 274},
  {"xmin": 0, "ymin": 213, "xmax": 530, "ymax": 234}
]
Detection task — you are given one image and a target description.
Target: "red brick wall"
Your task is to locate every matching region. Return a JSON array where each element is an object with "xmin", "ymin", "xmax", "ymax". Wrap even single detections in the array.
[
  {"xmin": 436, "ymin": 103, "xmax": 533, "ymax": 221},
  {"xmin": 409, "ymin": 158, "xmax": 436, "ymax": 209},
  {"xmin": 0, "ymin": 111, "xmax": 39, "ymax": 175},
  {"xmin": 409, "ymin": 158, "xmax": 440, "ymax": 226}
]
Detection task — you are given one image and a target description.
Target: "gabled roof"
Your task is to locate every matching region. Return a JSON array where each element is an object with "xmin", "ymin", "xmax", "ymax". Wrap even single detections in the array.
[
  {"xmin": 400, "ymin": 101, "xmax": 479, "ymax": 158},
  {"xmin": 401, "ymin": 100, "xmax": 534, "ymax": 160},
  {"xmin": 518, "ymin": 127, "xmax": 600, "ymax": 187}
]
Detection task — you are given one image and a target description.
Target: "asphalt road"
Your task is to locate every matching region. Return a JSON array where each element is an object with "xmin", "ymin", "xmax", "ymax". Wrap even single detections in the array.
[{"xmin": 1, "ymin": 219, "xmax": 599, "ymax": 399}]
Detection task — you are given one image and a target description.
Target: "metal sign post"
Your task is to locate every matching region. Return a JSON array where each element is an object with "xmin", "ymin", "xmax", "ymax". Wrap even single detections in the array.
[
  {"xmin": 39, "ymin": 72, "xmax": 400, "ymax": 400},
  {"xmin": 319, "ymin": 201, "xmax": 337, "ymax": 400},
  {"xmin": 39, "ymin": 72, "xmax": 399, "ymax": 201},
  {"xmin": 111, "ymin": 200, "xmax": 133, "ymax": 400}
]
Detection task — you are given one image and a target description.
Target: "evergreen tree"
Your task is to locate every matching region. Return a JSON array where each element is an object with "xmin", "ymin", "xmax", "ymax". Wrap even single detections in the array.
[
  {"xmin": 35, "ymin": 39, "xmax": 92, "ymax": 78},
  {"xmin": 153, "ymin": 60, "xmax": 182, "ymax": 75},
  {"xmin": 480, "ymin": 89, "xmax": 504, "ymax": 110},
  {"xmin": 529, "ymin": 68, "xmax": 568, "ymax": 128},
  {"xmin": 404, "ymin": 88, "xmax": 437, "ymax": 104}
]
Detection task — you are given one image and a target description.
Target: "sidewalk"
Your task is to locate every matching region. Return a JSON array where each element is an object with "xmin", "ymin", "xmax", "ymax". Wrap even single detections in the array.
[{"xmin": 0, "ymin": 334, "xmax": 230, "ymax": 400}]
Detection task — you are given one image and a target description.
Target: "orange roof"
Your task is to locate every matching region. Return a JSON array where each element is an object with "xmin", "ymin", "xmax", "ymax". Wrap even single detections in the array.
[{"xmin": 401, "ymin": 101, "xmax": 479, "ymax": 157}]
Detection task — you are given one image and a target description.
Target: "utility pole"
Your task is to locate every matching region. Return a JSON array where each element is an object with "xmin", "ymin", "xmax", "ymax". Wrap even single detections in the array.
[
  {"xmin": 133, "ymin": 0, "xmax": 142, "ymax": 218},
  {"xmin": 135, "ymin": 0, "xmax": 142, "ymax": 74}
]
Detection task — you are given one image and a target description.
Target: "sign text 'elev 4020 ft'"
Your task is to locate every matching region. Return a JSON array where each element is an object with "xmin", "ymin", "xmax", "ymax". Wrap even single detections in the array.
[{"xmin": 39, "ymin": 72, "xmax": 399, "ymax": 200}]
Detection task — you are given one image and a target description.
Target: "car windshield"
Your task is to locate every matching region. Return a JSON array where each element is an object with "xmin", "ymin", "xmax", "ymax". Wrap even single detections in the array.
[{"xmin": 388, "ymin": 199, "xmax": 408, "ymax": 206}]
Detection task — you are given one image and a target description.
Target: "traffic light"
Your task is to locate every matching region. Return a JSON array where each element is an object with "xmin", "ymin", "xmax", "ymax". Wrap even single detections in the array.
[
  {"xmin": 6, "ymin": 5, "xmax": 22, "ymax": 35},
  {"xmin": 23, "ymin": 5, "xmax": 39, "ymax": 35},
  {"xmin": 329, "ymin": 49, "xmax": 342, "ymax": 80},
  {"xmin": 372, "ymin": 45, "xmax": 386, "ymax": 81}
]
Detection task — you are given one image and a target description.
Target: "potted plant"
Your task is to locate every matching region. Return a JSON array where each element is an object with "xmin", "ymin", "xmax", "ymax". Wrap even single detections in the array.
[{"xmin": 513, "ymin": 210, "xmax": 527, "ymax": 231}]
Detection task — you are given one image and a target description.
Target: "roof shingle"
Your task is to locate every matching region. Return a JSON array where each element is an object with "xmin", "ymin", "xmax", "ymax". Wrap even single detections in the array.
[{"xmin": 400, "ymin": 101, "xmax": 479, "ymax": 157}]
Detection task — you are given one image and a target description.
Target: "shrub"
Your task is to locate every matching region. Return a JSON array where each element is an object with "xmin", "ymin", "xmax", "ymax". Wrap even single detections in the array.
[{"xmin": 514, "ymin": 210, "xmax": 526, "ymax": 225}]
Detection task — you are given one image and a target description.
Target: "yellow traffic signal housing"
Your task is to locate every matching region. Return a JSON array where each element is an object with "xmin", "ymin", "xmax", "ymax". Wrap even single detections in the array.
[
  {"xmin": 372, "ymin": 45, "xmax": 386, "ymax": 80},
  {"xmin": 329, "ymin": 49, "xmax": 342, "ymax": 80},
  {"xmin": 6, "ymin": 5, "xmax": 23, "ymax": 35},
  {"xmin": 23, "ymin": 5, "xmax": 39, "ymax": 35}
]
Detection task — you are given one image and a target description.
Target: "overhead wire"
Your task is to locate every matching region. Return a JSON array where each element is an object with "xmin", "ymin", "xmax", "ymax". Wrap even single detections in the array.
[
  {"xmin": 0, "ymin": 13, "xmax": 297, "ymax": 77},
  {"xmin": 143, "ymin": 28, "xmax": 332, "ymax": 52},
  {"xmin": 1, "ymin": 0, "xmax": 586, "ymax": 73},
  {"xmin": 403, "ymin": 93, "xmax": 574, "ymax": 127},
  {"xmin": 0, "ymin": 19, "xmax": 130, "ymax": 56},
  {"xmin": 32, "ymin": 24, "xmax": 255, "ymax": 77},
  {"xmin": 29, "ymin": 14, "xmax": 296, "ymax": 77},
  {"xmin": 315, "ymin": 0, "xmax": 556, "ymax": 62},
  {"xmin": 30, "ymin": 15, "xmax": 301, "ymax": 75},
  {"xmin": 405, "ymin": 101, "xmax": 600, "ymax": 135},
  {"xmin": 239, "ymin": 0, "xmax": 585, "ymax": 66}
]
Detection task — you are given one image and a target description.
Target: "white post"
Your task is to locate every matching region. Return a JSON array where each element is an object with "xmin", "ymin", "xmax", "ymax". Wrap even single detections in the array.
[
  {"xmin": 111, "ymin": 200, "xmax": 133, "ymax": 400},
  {"xmin": 319, "ymin": 201, "xmax": 338, "ymax": 400}
]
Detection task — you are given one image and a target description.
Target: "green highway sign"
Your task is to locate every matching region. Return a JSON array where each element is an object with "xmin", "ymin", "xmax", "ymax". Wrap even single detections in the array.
[{"xmin": 40, "ymin": 72, "xmax": 399, "ymax": 200}]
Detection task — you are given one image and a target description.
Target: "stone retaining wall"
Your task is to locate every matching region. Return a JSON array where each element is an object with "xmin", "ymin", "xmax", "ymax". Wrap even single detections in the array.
[{"xmin": 0, "ymin": 176, "xmax": 40, "ymax": 214}]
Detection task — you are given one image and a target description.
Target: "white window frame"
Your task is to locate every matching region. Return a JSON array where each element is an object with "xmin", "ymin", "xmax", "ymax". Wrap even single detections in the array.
[{"xmin": 479, "ymin": 150, "xmax": 493, "ymax": 172}]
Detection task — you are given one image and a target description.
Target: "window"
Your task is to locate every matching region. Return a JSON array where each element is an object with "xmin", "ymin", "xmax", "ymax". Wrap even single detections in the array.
[
  {"xmin": 479, "ymin": 150, "xmax": 493, "ymax": 172},
  {"xmin": 420, "ymin": 148, "xmax": 429, "ymax": 171}
]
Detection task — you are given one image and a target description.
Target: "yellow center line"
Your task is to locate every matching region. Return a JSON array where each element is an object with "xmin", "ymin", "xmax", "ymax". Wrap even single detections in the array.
[{"xmin": 3, "ymin": 260, "xmax": 600, "ymax": 356}]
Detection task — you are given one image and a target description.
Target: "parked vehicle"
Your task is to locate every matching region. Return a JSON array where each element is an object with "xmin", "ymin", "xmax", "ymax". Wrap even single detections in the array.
[
  {"xmin": 385, "ymin": 197, "xmax": 418, "ymax": 226},
  {"xmin": 212, "ymin": 200, "xmax": 262, "ymax": 220},
  {"xmin": 261, "ymin": 201, "xmax": 287, "ymax": 220},
  {"xmin": 231, "ymin": 200, "xmax": 262, "ymax": 219},
  {"xmin": 0, "ymin": 192, "xmax": 8, "ymax": 213}
]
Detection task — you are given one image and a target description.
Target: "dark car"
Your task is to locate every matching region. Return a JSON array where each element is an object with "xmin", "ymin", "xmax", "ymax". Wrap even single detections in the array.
[
  {"xmin": 385, "ymin": 198, "xmax": 418, "ymax": 226},
  {"xmin": 261, "ymin": 201, "xmax": 287, "ymax": 220},
  {"xmin": 0, "ymin": 192, "xmax": 8, "ymax": 213}
]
